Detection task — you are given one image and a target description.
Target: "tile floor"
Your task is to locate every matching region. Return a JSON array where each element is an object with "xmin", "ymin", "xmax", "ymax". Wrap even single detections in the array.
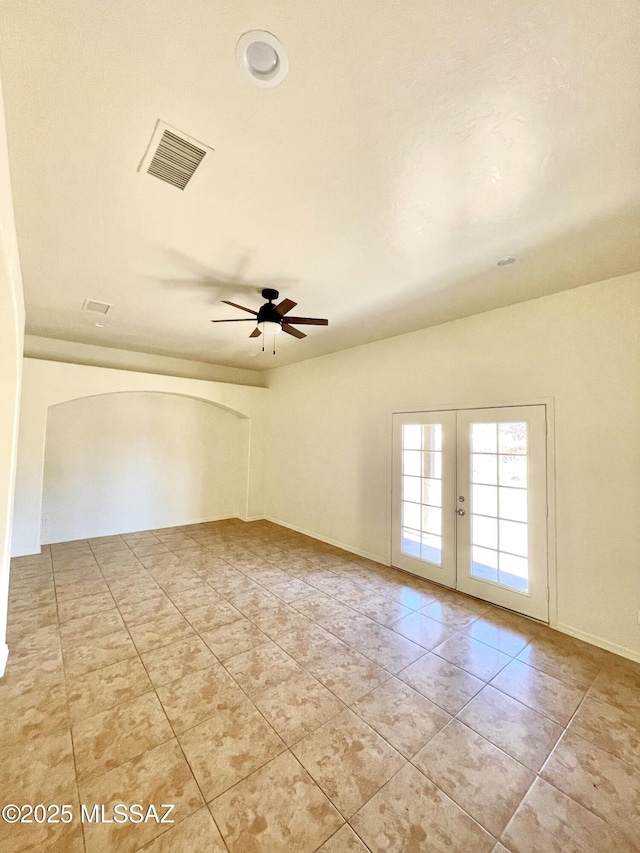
[{"xmin": 1, "ymin": 519, "xmax": 639, "ymax": 852}]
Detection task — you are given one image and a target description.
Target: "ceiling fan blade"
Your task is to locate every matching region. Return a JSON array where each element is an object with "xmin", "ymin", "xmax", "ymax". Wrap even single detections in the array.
[
  {"xmin": 221, "ymin": 300, "xmax": 257, "ymax": 315},
  {"xmin": 249, "ymin": 327, "xmax": 261, "ymax": 338},
  {"xmin": 210, "ymin": 318, "xmax": 257, "ymax": 322},
  {"xmin": 275, "ymin": 299, "xmax": 297, "ymax": 316},
  {"xmin": 282, "ymin": 323, "xmax": 306, "ymax": 339},
  {"xmin": 279, "ymin": 316, "xmax": 328, "ymax": 325}
]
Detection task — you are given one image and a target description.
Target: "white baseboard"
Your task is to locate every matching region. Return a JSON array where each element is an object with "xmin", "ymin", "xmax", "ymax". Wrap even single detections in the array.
[
  {"xmin": 556, "ymin": 622, "xmax": 640, "ymax": 664},
  {"xmin": 265, "ymin": 516, "xmax": 385, "ymax": 565},
  {"xmin": 37, "ymin": 513, "xmax": 244, "ymax": 548},
  {"xmin": 0, "ymin": 644, "xmax": 8, "ymax": 678}
]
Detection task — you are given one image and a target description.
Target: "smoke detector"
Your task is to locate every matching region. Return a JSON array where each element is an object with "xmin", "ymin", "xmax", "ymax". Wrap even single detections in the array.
[{"xmin": 236, "ymin": 31, "xmax": 289, "ymax": 87}]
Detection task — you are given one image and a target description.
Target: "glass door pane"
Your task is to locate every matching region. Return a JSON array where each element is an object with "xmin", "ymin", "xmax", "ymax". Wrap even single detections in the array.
[
  {"xmin": 456, "ymin": 405, "xmax": 548, "ymax": 621},
  {"xmin": 470, "ymin": 420, "xmax": 529, "ymax": 592},
  {"xmin": 392, "ymin": 411, "xmax": 457, "ymax": 588}
]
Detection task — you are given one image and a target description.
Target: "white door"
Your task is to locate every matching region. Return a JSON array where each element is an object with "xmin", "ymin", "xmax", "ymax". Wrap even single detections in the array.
[
  {"xmin": 391, "ymin": 411, "xmax": 457, "ymax": 587},
  {"xmin": 392, "ymin": 405, "xmax": 549, "ymax": 621}
]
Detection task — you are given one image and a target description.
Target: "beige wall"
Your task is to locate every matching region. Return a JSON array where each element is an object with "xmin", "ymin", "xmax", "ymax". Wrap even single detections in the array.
[
  {"xmin": 263, "ymin": 275, "xmax": 640, "ymax": 662},
  {"xmin": 42, "ymin": 392, "xmax": 249, "ymax": 543},
  {"xmin": 12, "ymin": 359, "xmax": 267, "ymax": 557},
  {"xmin": 0, "ymin": 71, "xmax": 25, "ymax": 673}
]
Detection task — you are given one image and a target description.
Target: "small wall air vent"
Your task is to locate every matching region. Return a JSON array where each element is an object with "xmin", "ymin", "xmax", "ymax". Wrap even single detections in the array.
[
  {"xmin": 138, "ymin": 120, "xmax": 213, "ymax": 190},
  {"xmin": 82, "ymin": 299, "xmax": 112, "ymax": 315}
]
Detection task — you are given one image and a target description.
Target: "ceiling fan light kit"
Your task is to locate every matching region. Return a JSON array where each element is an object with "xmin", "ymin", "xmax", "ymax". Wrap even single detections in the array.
[{"xmin": 211, "ymin": 288, "xmax": 328, "ymax": 354}]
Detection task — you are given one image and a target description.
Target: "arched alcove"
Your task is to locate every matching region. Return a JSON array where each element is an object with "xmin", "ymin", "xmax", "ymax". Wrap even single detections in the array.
[{"xmin": 41, "ymin": 391, "xmax": 250, "ymax": 543}]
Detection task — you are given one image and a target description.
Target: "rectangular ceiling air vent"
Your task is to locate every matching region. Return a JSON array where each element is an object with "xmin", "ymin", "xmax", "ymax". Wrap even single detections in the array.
[
  {"xmin": 138, "ymin": 120, "xmax": 213, "ymax": 190},
  {"xmin": 83, "ymin": 299, "xmax": 112, "ymax": 315}
]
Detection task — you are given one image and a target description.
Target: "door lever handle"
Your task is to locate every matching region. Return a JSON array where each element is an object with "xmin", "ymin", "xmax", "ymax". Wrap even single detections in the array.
[{"xmin": 457, "ymin": 509, "xmax": 466, "ymax": 516}]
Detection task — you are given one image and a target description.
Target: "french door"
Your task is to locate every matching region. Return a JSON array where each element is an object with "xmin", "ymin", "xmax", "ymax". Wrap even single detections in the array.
[{"xmin": 391, "ymin": 405, "xmax": 549, "ymax": 621}]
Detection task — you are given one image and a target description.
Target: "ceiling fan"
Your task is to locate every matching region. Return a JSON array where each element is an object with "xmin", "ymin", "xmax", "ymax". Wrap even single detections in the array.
[{"xmin": 211, "ymin": 288, "xmax": 328, "ymax": 340}]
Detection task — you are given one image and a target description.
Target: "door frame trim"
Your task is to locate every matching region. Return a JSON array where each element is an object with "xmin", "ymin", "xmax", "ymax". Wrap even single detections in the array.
[{"xmin": 388, "ymin": 396, "xmax": 557, "ymax": 627}]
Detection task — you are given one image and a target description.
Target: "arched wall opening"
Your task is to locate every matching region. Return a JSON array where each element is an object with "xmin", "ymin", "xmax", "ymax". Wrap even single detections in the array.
[{"xmin": 41, "ymin": 391, "xmax": 251, "ymax": 543}]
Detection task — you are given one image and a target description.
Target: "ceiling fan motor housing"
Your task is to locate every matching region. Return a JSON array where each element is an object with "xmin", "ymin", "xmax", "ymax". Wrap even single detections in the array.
[{"xmin": 257, "ymin": 302, "xmax": 283, "ymax": 325}]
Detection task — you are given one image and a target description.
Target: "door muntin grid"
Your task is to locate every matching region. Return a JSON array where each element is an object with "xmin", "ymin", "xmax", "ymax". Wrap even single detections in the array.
[
  {"xmin": 401, "ymin": 423, "xmax": 443, "ymax": 564},
  {"xmin": 470, "ymin": 421, "xmax": 530, "ymax": 592}
]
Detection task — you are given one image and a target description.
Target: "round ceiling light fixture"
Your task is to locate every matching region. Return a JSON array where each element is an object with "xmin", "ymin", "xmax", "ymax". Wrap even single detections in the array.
[
  {"xmin": 236, "ymin": 30, "xmax": 288, "ymax": 87},
  {"xmin": 496, "ymin": 255, "xmax": 518, "ymax": 266}
]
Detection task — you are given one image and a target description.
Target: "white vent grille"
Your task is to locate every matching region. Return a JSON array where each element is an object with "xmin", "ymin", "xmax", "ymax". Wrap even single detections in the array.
[
  {"xmin": 139, "ymin": 121, "xmax": 213, "ymax": 190},
  {"xmin": 83, "ymin": 299, "xmax": 111, "ymax": 315}
]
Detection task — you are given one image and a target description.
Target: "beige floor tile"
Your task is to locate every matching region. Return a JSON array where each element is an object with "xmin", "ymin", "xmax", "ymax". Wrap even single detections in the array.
[
  {"xmin": 490, "ymin": 659, "xmax": 584, "ymax": 726},
  {"xmin": 178, "ymin": 696, "xmax": 285, "ymax": 800},
  {"xmin": 0, "ymin": 728, "xmax": 76, "ymax": 804},
  {"xmin": 351, "ymin": 677, "xmax": 451, "ymax": 759},
  {"xmin": 291, "ymin": 590, "xmax": 352, "ymax": 623},
  {"xmin": 165, "ymin": 583, "xmax": 224, "ymax": 613},
  {"xmin": 0, "ymin": 786, "xmax": 84, "ymax": 853},
  {"xmin": 0, "ymin": 645, "xmax": 65, "ymax": 697},
  {"xmin": 458, "ymin": 685, "xmax": 563, "ymax": 772},
  {"xmin": 304, "ymin": 645, "xmax": 392, "ymax": 705},
  {"xmin": 462, "ymin": 615, "xmax": 532, "ymax": 657},
  {"xmin": 7, "ymin": 523, "xmax": 640, "ymax": 853},
  {"xmin": 350, "ymin": 763, "xmax": 494, "ymax": 852},
  {"xmin": 156, "ymin": 663, "xmax": 247, "ymax": 734},
  {"xmin": 55, "ymin": 577, "xmax": 110, "ymax": 601},
  {"xmin": 253, "ymin": 670, "xmax": 346, "ymax": 746},
  {"xmin": 63, "ymin": 628, "xmax": 138, "ymax": 675},
  {"xmin": 588, "ymin": 657, "xmax": 640, "ymax": 712},
  {"xmin": 249, "ymin": 602, "xmax": 313, "ymax": 638},
  {"xmin": 269, "ymin": 578, "xmax": 317, "ymax": 602},
  {"xmin": 210, "ymin": 751, "xmax": 343, "ymax": 852},
  {"xmin": 341, "ymin": 592, "xmax": 412, "ymax": 627},
  {"xmin": 413, "ymin": 719, "xmax": 534, "ymax": 836},
  {"xmin": 224, "ymin": 641, "xmax": 305, "ymax": 696},
  {"xmin": 67, "ymin": 656, "xmax": 152, "ymax": 723},
  {"xmin": 141, "ymin": 635, "xmax": 217, "ymax": 687},
  {"xmin": 502, "ymin": 777, "xmax": 616, "ymax": 853},
  {"xmin": 5, "ymin": 602, "xmax": 58, "ymax": 641},
  {"xmin": 340, "ymin": 621, "xmax": 427, "ymax": 674},
  {"xmin": 568, "ymin": 694, "xmax": 640, "ymax": 769},
  {"xmin": 5, "ymin": 622, "xmax": 60, "ymax": 661},
  {"xmin": 433, "ymin": 633, "xmax": 512, "ymax": 682},
  {"xmin": 118, "ymin": 593, "xmax": 181, "ymax": 627},
  {"xmin": 0, "ymin": 680, "xmax": 69, "ymax": 740},
  {"xmin": 391, "ymin": 612, "xmax": 456, "ymax": 650},
  {"xmin": 60, "ymin": 608, "xmax": 126, "ymax": 648},
  {"xmin": 516, "ymin": 638, "xmax": 601, "ymax": 691},
  {"xmin": 384, "ymin": 584, "xmax": 438, "ymax": 611},
  {"xmin": 317, "ymin": 825, "xmax": 369, "ymax": 851},
  {"xmin": 541, "ymin": 729, "xmax": 640, "ymax": 848},
  {"xmin": 419, "ymin": 599, "xmax": 485, "ymax": 630},
  {"xmin": 182, "ymin": 599, "xmax": 243, "ymax": 633},
  {"xmin": 57, "ymin": 589, "xmax": 115, "ymax": 622},
  {"xmin": 399, "ymin": 653, "xmax": 484, "ymax": 714},
  {"xmin": 138, "ymin": 807, "xmax": 227, "ymax": 852},
  {"xmin": 200, "ymin": 617, "xmax": 268, "ymax": 661},
  {"xmin": 276, "ymin": 623, "xmax": 351, "ymax": 668},
  {"xmin": 128, "ymin": 612, "xmax": 197, "ymax": 654},
  {"xmin": 155, "ymin": 571, "xmax": 204, "ymax": 596},
  {"xmin": 80, "ymin": 739, "xmax": 203, "ymax": 853},
  {"xmin": 292, "ymin": 709, "xmax": 406, "ymax": 818},
  {"xmin": 72, "ymin": 691, "xmax": 173, "ymax": 779}
]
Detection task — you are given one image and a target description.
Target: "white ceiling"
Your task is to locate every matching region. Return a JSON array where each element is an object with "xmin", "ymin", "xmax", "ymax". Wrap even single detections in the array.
[{"xmin": 1, "ymin": 0, "xmax": 639, "ymax": 371}]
